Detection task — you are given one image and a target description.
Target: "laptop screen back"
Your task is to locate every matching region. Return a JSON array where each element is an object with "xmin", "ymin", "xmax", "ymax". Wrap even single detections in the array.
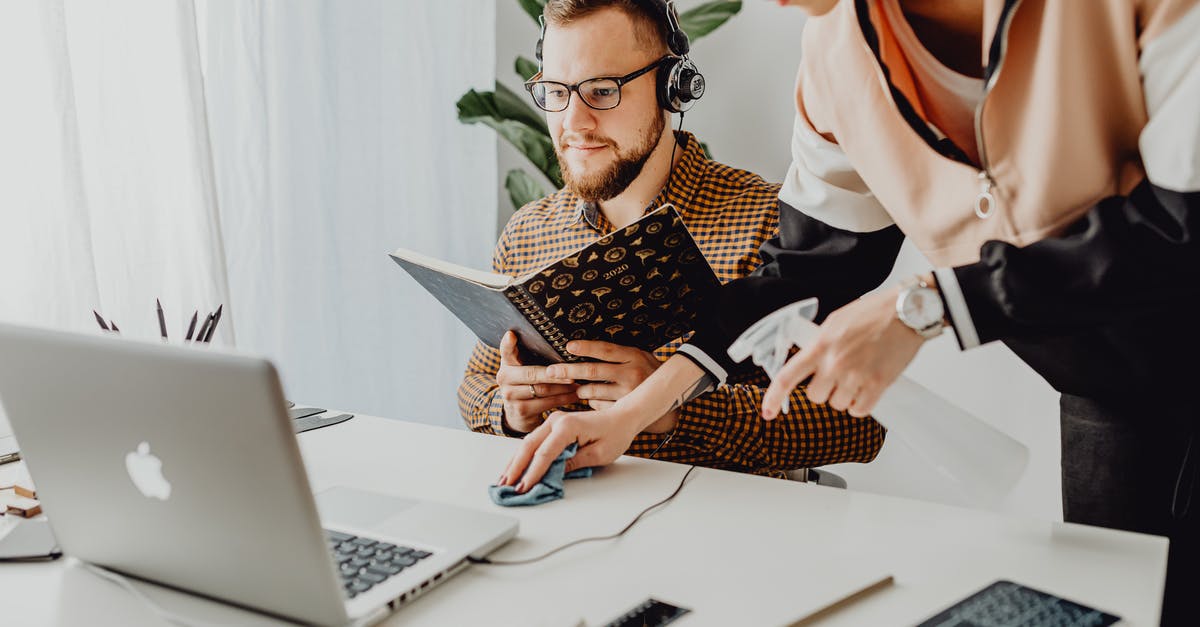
[{"xmin": 0, "ymin": 324, "xmax": 348, "ymax": 625}]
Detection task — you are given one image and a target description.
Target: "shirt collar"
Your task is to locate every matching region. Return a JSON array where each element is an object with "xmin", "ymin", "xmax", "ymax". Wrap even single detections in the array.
[{"xmin": 565, "ymin": 131, "xmax": 707, "ymax": 232}]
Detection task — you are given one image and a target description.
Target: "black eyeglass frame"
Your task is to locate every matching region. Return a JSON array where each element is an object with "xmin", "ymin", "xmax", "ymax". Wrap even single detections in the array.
[{"xmin": 523, "ymin": 56, "xmax": 672, "ymax": 113}]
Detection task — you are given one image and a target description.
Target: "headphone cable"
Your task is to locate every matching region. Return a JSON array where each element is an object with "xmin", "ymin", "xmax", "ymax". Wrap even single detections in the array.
[{"xmin": 661, "ymin": 109, "xmax": 686, "ymax": 202}]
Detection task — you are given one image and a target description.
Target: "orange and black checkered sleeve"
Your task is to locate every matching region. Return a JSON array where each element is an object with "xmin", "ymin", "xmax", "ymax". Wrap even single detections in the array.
[
  {"xmin": 457, "ymin": 221, "xmax": 516, "ymax": 436},
  {"xmin": 626, "ymin": 368, "xmax": 885, "ymax": 475},
  {"xmin": 619, "ymin": 316, "xmax": 886, "ymax": 473},
  {"xmin": 459, "ymin": 341, "xmax": 506, "ymax": 435}
]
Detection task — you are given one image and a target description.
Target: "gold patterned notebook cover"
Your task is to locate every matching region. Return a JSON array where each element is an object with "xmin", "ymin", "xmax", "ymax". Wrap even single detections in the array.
[{"xmin": 508, "ymin": 204, "xmax": 720, "ymax": 362}]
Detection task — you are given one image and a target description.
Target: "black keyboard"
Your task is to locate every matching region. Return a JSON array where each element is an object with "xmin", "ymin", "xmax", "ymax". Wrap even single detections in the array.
[{"xmin": 324, "ymin": 529, "xmax": 434, "ymax": 599}]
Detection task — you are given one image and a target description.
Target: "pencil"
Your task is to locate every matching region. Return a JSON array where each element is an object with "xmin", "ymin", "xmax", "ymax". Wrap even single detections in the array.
[
  {"xmin": 786, "ymin": 575, "xmax": 894, "ymax": 626},
  {"xmin": 203, "ymin": 304, "xmax": 223, "ymax": 343},
  {"xmin": 184, "ymin": 311, "xmax": 199, "ymax": 341},
  {"xmin": 156, "ymin": 298, "xmax": 168, "ymax": 340},
  {"xmin": 195, "ymin": 313, "xmax": 214, "ymax": 344}
]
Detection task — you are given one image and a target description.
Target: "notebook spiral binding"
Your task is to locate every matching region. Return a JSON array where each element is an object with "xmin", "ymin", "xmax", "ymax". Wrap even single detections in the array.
[{"xmin": 507, "ymin": 286, "xmax": 576, "ymax": 362}]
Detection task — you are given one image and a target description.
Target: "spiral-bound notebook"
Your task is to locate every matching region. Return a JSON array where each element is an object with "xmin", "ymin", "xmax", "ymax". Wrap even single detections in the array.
[{"xmin": 389, "ymin": 205, "xmax": 721, "ymax": 364}]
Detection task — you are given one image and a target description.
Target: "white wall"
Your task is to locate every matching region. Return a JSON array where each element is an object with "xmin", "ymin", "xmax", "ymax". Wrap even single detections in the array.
[{"xmin": 495, "ymin": 1, "xmax": 1061, "ymax": 522}]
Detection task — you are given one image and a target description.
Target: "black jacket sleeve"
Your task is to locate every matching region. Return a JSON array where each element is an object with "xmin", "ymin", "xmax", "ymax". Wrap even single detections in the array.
[{"xmin": 955, "ymin": 180, "xmax": 1200, "ymax": 342}]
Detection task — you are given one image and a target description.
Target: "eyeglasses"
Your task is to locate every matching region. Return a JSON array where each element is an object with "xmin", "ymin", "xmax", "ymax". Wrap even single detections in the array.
[{"xmin": 524, "ymin": 56, "xmax": 670, "ymax": 113}]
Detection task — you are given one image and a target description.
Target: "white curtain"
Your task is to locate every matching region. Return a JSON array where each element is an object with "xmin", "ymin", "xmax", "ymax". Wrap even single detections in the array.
[
  {"xmin": 0, "ymin": 0, "xmax": 230, "ymax": 337},
  {"xmin": 0, "ymin": 0, "xmax": 498, "ymax": 426}
]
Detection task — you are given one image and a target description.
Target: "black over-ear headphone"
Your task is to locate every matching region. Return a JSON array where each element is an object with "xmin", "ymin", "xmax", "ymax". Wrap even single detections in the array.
[{"xmin": 535, "ymin": 0, "xmax": 705, "ymax": 113}]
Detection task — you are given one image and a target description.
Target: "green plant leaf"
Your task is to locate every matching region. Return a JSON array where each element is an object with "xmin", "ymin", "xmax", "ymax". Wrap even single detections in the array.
[
  {"xmin": 515, "ymin": 56, "xmax": 539, "ymax": 82},
  {"xmin": 517, "ymin": 0, "xmax": 546, "ymax": 25},
  {"xmin": 457, "ymin": 86, "xmax": 561, "ymax": 187},
  {"xmin": 505, "ymin": 169, "xmax": 549, "ymax": 209},
  {"xmin": 493, "ymin": 81, "xmax": 548, "ymax": 134},
  {"xmin": 678, "ymin": 0, "xmax": 742, "ymax": 42}
]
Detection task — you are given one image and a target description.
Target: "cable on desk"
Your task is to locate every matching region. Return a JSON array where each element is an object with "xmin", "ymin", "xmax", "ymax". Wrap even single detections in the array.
[{"xmin": 467, "ymin": 464, "xmax": 697, "ymax": 567}]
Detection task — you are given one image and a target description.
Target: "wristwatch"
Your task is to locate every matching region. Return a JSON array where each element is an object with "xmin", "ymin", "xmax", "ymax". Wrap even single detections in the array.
[{"xmin": 896, "ymin": 277, "xmax": 945, "ymax": 340}]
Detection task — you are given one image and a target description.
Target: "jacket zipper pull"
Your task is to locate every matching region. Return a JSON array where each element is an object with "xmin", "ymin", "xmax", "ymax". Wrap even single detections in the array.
[{"xmin": 975, "ymin": 170, "xmax": 996, "ymax": 219}]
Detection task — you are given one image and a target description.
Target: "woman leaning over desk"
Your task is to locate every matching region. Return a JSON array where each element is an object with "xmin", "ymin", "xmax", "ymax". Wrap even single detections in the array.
[{"xmin": 499, "ymin": 1, "xmax": 1200, "ymax": 622}]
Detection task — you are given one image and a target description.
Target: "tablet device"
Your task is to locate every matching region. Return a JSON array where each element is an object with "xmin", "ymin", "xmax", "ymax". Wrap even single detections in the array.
[{"xmin": 917, "ymin": 580, "xmax": 1121, "ymax": 627}]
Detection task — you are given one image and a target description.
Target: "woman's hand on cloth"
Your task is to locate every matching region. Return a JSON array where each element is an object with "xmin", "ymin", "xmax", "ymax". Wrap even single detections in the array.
[{"xmin": 497, "ymin": 407, "xmax": 642, "ymax": 492}]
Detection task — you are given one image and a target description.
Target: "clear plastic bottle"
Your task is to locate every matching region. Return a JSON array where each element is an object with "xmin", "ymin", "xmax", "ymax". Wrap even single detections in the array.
[{"xmin": 729, "ymin": 298, "xmax": 1029, "ymax": 507}]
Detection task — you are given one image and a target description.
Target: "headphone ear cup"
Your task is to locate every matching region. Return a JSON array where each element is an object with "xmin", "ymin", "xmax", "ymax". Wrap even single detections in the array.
[
  {"xmin": 656, "ymin": 57, "xmax": 682, "ymax": 113},
  {"xmin": 658, "ymin": 57, "xmax": 704, "ymax": 113},
  {"xmin": 677, "ymin": 60, "xmax": 705, "ymax": 107}
]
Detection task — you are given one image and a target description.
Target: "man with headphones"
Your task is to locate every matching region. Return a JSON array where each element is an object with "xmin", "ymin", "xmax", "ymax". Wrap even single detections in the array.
[{"xmin": 460, "ymin": 0, "xmax": 885, "ymax": 481}]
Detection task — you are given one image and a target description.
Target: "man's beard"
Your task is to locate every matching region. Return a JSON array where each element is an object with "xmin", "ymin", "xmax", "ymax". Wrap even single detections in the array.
[{"xmin": 557, "ymin": 113, "xmax": 666, "ymax": 203}]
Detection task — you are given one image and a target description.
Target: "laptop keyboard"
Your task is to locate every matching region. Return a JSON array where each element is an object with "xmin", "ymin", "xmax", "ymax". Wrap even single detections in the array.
[{"xmin": 325, "ymin": 529, "xmax": 434, "ymax": 599}]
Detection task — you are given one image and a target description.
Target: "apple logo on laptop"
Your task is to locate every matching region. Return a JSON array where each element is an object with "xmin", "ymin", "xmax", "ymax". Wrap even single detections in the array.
[{"xmin": 125, "ymin": 442, "xmax": 171, "ymax": 500}]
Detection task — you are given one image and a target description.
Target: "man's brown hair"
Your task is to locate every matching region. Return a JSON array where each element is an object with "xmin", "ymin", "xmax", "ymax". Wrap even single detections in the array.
[{"xmin": 542, "ymin": 0, "xmax": 676, "ymax": 55}]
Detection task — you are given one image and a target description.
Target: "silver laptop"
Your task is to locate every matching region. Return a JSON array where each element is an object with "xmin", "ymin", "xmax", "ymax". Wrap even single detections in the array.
[{"xmin": 0, "ymin": 323, "xmax": 517, "ymax": 626}]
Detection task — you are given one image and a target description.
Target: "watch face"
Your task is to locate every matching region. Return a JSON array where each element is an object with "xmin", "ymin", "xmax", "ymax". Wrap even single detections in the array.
[{"xmin": 901, "ymin": 287, "xmax": 943, "ymax": 328}]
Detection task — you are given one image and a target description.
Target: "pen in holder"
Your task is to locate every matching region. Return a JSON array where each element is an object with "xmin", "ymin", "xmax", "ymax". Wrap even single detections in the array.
[
  {"xmin": 728, "ymin": 298, "xmax": 1030, "ymax": 507},
  {"xmin": 93, "ymin": 300, "xmax": 223, "ymax": 344}
]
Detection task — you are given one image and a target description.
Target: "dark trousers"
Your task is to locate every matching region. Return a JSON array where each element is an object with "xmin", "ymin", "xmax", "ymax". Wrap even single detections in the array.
[{"xmin": 1061, "ymin": 395, "xmax": 1199, "ymax": 626}]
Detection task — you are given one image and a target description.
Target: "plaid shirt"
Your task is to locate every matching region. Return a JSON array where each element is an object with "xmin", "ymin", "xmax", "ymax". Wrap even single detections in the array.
[{"xmin": 458, "ymin": 132, "xmax": 885, "ymax": 476}]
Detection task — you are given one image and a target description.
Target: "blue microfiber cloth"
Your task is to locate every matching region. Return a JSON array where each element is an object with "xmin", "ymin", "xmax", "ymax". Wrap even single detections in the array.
[{"xmin": 489, "ymin": 442, "xmax": 594, "ymax": 507}]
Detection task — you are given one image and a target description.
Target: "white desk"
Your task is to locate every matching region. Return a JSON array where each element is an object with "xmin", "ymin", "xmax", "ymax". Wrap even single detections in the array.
[{"xmin": 0, "ymin": 415, "xmax": 1168, "ymax": 626}]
